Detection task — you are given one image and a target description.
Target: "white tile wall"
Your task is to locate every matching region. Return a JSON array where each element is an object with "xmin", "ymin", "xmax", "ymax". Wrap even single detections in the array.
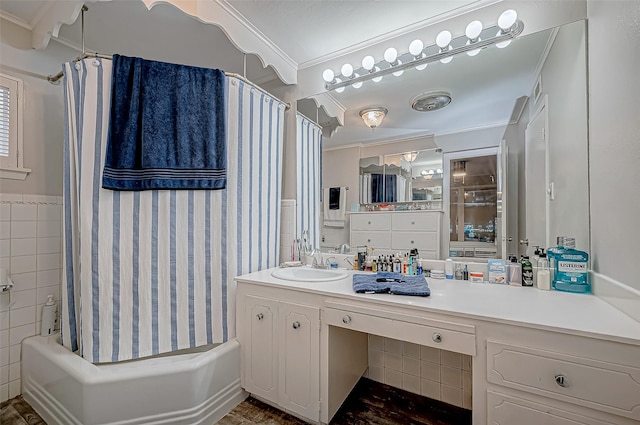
[
  {"xmin": 279, "ymin": 199, "xmax": 296, "ymax": 264},
  {"xmin": 366, "ymin": 335, "xmax": 472, "ymax": 410},
  {"xmin": 0, "ymin": 195, "xmax": 62, "ymax": 402}
]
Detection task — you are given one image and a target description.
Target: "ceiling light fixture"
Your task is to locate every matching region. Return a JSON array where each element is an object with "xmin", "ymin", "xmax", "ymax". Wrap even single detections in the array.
[
  {"xmin": 359, "ymin": 107, "xmax": 388, "ymax": 129},
  {"xmin": 323, "ymin": 10, "xmax": 523, "ymax": 92},
  {"xmin": 402, "ymin": 152, "xmax": 418, "ymax": 162}
]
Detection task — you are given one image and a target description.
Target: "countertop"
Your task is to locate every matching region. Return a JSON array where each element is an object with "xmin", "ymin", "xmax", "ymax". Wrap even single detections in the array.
[{"xmin": 235, "ymin": 267, "xmax": 640, "ymax": 346}]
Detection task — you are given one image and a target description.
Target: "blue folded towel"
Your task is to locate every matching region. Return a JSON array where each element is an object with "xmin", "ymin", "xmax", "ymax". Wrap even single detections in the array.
[
  {"xmin": 389, "ymin": 275, "xmax": 430, "ymax": 297},
  {"xmin": 103, "ymin": 54, "xmax": 227, "ymax": 191},
  {"xmin": 352, "ymin": 272, "xmax": 430, "ymax": 296}
]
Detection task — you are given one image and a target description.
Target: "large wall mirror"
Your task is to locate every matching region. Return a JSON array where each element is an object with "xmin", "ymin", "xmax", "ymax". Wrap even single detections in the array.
[{"xmin": 299, "ymin": 19, "xmax": 589, "ymax": 260}]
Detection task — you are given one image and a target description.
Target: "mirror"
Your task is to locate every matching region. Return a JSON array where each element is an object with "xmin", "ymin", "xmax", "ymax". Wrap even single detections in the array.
[
  {"xmin": 301, "ymin": 20, "xmax": 589, "ymax": 260},
  {"xmin": 359, "ymin": 148, "xmax": 443, "ymax": 205}
]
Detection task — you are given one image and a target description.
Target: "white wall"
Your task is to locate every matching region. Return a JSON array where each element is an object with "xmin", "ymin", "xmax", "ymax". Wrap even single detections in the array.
[
  {"xmin": 434, "ymin": 126, "xmax": 505, "ymax": 153},
  {"xmin": 588, "ymin": 2, "xmax": 640, "ymax": 295},
  {"xmin": 0, "ymin": 20, "xmax": 76, "ymax": 196}
]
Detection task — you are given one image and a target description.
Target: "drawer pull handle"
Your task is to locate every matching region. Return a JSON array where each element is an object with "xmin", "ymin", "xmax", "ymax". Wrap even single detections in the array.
[
  {"xmin": 342, "ymin": 315, "xmax": 352, "ymax": 324},
  {"xmin": 368, "ymin": 221, "xmax": 371, "ymax": 225},
  {"xmin": 411, "ymin": 221, "xmax": 415, "ymax": 225},
  {"xmin": 292, "ymin": 321, "xmax": 301, "ymax": 330},
  {"xmin": 256, "ymin": 313, "xmax": 264, "ymax": 321},
  {"xmin": 432, "ymin": 333, "xmax": 442, "ymax": 343},
  {"xmin": 411, "ymin": 240, "xmax": 414, "ymax": 244},
  {"xmin": 367, "ymin": 239, "xmax": 371, "ymax": 243},
  {"xmin": 555, "ymin": 374, "xmax": 569, "ymax": 388}
]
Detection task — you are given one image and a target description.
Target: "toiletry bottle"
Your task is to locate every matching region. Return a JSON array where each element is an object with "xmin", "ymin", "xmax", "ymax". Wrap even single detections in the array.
[
  {"xmin": 41, "ymin": 295, "xmax": 57, "ymax": 336},
  {"xmin": 417, "ymin": 259, "xmax": 423, "ymax": 275},
  {"xmin": 547, "ymin": 236, "xmax": 569, "ymax": 284},
  {"xmin": 372, "ymin": 257, "xmax": 378, "ymax": 273},
  {"xmin": 353, "ymin": 253, "xmax": 359, "ymax": 270},
  {"xmin": 553, "ymin": 238, "xmax": 590, "ymax": 293},
  {"xmin": 537, "ymin": 254, "xmax": 551, "ymax": 290},
  {"xmin": 521, "ymin": 256, "xmax": 533, "ymax": 287},
  {"xmin": 463, "ymin": 264, "xmax": 469, "ymax": 281},
  {"xmin": 445, "ymin": 258, "xmax": 454, "ymax": 279},
  {"xmin": 454, "ymin": 263, "xmax": 462, "ymax": 280},
  {"xmin": 532, "ymin": 247, "xmax": 542, "ymax": 287},
  {"xmin": 393, "ymin": 255, "xmax": 401, "ymax": 273},
  {"xmin": 507, "ymin": 257, "xmax": 522, "ymax": 286}
]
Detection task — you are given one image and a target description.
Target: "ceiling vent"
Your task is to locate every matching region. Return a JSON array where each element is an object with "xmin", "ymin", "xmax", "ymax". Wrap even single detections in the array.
[{"xmin": 411, "ymin": 91, "xmax": 452, "ymax": 112}]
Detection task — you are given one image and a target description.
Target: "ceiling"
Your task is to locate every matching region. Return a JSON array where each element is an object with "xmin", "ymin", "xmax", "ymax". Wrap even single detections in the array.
[{"xmin": 0, "ymin": 0, "xmax": 551, "ymax": 149}]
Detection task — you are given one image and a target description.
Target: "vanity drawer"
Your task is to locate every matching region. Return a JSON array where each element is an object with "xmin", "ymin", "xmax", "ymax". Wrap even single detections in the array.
[
  {"xmin": 487, "ymin": 391, "xmax": 620, "ymax": 425},
  {"xmin": 487, "ymin": 341, "xmax": 640, "ymax": 420},
  {"xmin": 350, "ymin": 213, "xmax": 390, "ymax": 231},
  {"xmin": 325, "ymin": 307, "xmax": 475, "ymax": 355},
  {"xmin": 391, "ymin": 231, "xmax": 438, "ymax": 251},
  {"xmin": 351, "ymin": 231, "xmax": 390, "ymax": 248},
  {"xmin": 391, "ymin": 212, "xmax": 439, "ymax": 231}
]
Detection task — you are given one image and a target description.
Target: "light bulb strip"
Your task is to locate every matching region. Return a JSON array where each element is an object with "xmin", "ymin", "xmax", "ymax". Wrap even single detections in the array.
[{"xmin": 325, "ymin": 20, "xmax": 523, "ymax": 92}]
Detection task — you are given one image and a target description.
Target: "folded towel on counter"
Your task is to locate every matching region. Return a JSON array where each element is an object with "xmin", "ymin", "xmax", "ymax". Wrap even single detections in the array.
[
  {"xmin": 352, "ymin": 274, "xmax": 391, "ymax": 294},
  {"xmin": 352, "ymin": 272, "xmax": 430, "ymax": 296},
  {"xmin": 389, "ymin": 275, "xmax": 431, "ymax": 297},
  {"xmin": 103, "ymin": 54, "xmax": 227, "ymax": 191}
]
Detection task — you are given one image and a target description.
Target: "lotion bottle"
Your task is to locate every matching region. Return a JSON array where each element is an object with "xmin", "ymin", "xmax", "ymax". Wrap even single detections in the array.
[
  {"xmin": 445, "ymin": 258, "xmax": 454, "ymax": 279},
  {"xmin": 41, "ymin": 295, "xmax": 57, "ymax": 336}
]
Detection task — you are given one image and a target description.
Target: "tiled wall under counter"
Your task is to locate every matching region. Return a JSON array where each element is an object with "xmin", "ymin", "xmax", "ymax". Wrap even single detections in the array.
[
  {"xmin": 366, "ymin": 335, "xmax": 472, "ymax": 410},
  {"xmin": 0, "ymin": 194, "xmax": 62, "ymax": 403}
]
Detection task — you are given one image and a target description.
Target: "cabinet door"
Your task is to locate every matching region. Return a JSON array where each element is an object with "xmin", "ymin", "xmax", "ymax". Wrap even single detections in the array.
[
  {"xmin": 391, "ymin": 212, "xmax": 440, "ymax": 231},
  {"xmin": 350, "ymin": 213, "xmax": 390, "ymax": 231},
  {"xmin": 243, "ymin": 295, "xmax": 279, "ymax": 403},
  {"xmin": 279, "ymin": 301, "xmax": 320, "ymax": 422},
  {"xmin": 351, "ymin": 231, "xmax": 391, "ymax": 249}
]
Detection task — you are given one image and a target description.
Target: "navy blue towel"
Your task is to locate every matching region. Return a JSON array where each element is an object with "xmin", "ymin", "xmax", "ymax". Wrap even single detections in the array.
[
  {"xmin": 352, "ymin": 272, "xmax": 430, "ymax": 297},
  {"xmin": 103, "ymin": 54, "xmax": 227, "ymax": 191}
]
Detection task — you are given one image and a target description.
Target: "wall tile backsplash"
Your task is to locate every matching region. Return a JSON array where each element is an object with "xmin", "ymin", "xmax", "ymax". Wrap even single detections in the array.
[
  {"xmin": 366, "ymin": 335, "xmax": 472, "ymax": 410},
  {"xmin": 0, "ymin": 194, "xmax": 62, "ymax": 403}
]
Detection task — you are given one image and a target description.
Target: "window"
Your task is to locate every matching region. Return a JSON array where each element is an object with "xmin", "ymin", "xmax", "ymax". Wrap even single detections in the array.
[{"xmin": 0, "ymin": 73, "xmax": 29, "ymax": 180}]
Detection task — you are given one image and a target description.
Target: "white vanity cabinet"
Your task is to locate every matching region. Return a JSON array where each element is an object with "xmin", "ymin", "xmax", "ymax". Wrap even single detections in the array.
[
  {"xmin": 350, "ymin": 211, "xmax": 442, "ymax": 258},
  {"xmin": 478, "ymin": 323, "xmax": 640, "ymax": 425},
  {"xmin": 239, "ymin": 289, "xmax": 321, "ymax": 423}
]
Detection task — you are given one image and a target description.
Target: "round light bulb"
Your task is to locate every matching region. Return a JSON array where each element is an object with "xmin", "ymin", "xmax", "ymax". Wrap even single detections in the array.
[
  {"xmin": 362, "ymin": 55, "xmax": 375, "ymax": 71},
  {"xmin": 496, "ymin": 29, "xmax": 512, "ymax": 48},
  {"xmin": 392, "ymin": 60, "xmax": 404, "ymax": 77},
  {"xmin": 439, "ymin": 45, "xmax": 453, "ymax": 63},
  {"xmin": 436, "ymin": 168, "xmax": 443, "ymax": 174},
  {"xmin": 409, "ymin": 39, "xmax": 424, "ymax": 57},
  {"xmin": 334, "ymin": 78, "xmax": 345, "ymax": 93},
  {"xmin": 341, "ymin": 63, "xmax": 353, "ymax": 78},
  {"xmin": 436, "ymin": 30, "xmax": 452, "ymax": 49},
  {"xmin": 498, "ymin": 9, "xmax": 517, "ymax": 31},
  {"xmin": 322, "ymin": 69, "xmax": 334, "ymax": 83},
  {"xmin": 428, "ymin": 169, "xmax": 435, "ymax": 175},
  {"xmin": 466, "ymin": 39, "xmax": 481, "ymax": 56},
  {"xmin": 372, "ymin": 66, "xmax": 383, "ymax": 82},
  {"xmin": 465, "ymin": 20, "xmax": 483, "ymax": 40},
  {"xmin": 384, "ymin": 47, "xmax": 398, "ymax": 64},
  {"xmin": 415, "ymin": 54, "xmax": 428, "ymax": 71},
  {"xmin": 352, "ymin": 73, "xmax": 362, "ymax": 89}
]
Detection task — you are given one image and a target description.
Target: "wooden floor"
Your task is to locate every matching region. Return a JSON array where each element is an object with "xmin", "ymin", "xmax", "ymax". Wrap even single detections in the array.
[
  {"xmin": 0, "ymin": 396, "xmax": 47, "ymax": 425},
  {"xmin": 0, "ymin": 378, "xmax": 471, "ymax": 425},
  {"xmin": 218, "ymin": 378, "xmax": 471, "ymax": 425}
]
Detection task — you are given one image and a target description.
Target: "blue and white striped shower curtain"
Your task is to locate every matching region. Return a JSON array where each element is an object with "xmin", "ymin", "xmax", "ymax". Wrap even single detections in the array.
[
  {"xmin": 295, "ymin": 113, "xmax": 322, "ymax": 250},
  {"xmin": 62, "ymin": 58, "xmax": 284, "ymax": 363}
]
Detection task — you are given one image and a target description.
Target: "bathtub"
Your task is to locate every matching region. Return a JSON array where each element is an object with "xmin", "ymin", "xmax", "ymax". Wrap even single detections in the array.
[{"xmin": 21, "ymin": 335, "xmax": 247, "ymax": 425}]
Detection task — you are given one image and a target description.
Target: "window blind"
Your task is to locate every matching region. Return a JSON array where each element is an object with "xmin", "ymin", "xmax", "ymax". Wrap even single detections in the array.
[{"xmin": 0, "ymin": 84, "xmax": 9, "ymax": 157}]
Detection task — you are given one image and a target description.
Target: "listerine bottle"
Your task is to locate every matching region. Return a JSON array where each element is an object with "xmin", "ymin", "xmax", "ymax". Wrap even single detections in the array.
[
  {"xmin": 547, "ymin": 236, "xmax": 568, "ymax": 285},
  {"xmin": 552, "ymin": 237, "xmax": 590, "ymax": 293}
]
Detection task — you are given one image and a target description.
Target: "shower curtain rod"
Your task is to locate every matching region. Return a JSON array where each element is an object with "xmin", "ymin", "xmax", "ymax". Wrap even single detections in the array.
[{"xmin": 47, "ymin": 54, "xmax": 291, "ymax": 110}]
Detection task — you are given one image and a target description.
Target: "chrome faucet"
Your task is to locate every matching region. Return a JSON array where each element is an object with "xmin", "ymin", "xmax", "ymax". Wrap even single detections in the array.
[
  {"xmin": 310, "ymin": 248, "xmax": 326, "ymax": 269},
  {"xmin": 339, "ymin": 243, "xmax": 351, "ymax": 254}
]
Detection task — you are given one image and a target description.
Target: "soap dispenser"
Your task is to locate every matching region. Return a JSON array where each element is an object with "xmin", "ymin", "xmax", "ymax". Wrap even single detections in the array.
[{"xmin": 41, "ymin": 295, "xmax": 57, "ymax": 336}]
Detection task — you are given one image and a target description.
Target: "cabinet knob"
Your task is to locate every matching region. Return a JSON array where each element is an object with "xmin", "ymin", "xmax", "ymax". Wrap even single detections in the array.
[
  {"xmin": 367, "ymin": 239, "xmax": 371, "ymax": 243},
  {"xmin": 256, "ymin": 313, "xmax": 264, "ymax": 321},
  {"xmin": 411, "ymin": 221, "xmax": 415, "ymax": 225},
  {"xmin": 342, "ymin": 315, "xmax": 352, "ymax": 324},
  {"xmin": 555, "ymin": 374, "xmax": 569, "ymax": 388},
  {"xmin": 410, "ymin": 240, "xmax": 414, "ymax": 244},
  {"xmin": 368, "ymin": 221, "xmax": 371, "ymax": 225},
  {"xmin": 432, "ymin": 333, "xmax": 442, "ymax": 343},
  {"xmin": 292, "ymin": 321, "xmax": 301, "ymax": 330}
]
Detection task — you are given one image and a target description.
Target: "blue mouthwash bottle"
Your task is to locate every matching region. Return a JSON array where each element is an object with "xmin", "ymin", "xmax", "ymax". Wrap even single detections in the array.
[{"xmin": 551, "ymin": 237, "xmax": 590, "ymax": 294}]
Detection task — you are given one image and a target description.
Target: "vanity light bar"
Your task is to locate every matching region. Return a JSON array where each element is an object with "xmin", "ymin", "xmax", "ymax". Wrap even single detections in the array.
[{"xmin": 324, "ymin": 18, "xmax": 524, "ymax": 92}]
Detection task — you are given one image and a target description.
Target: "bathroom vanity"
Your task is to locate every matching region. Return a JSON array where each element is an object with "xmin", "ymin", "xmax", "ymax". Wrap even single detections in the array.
[{"xmin": 235, "ymin": 269, "xmax": 640, "ymax": 425}]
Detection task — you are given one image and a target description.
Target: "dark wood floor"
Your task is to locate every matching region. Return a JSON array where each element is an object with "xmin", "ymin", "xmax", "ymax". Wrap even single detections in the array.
[
  {"xmin": 1, "ymin": 378, "xmax": 471, "ymax": 425},
  {"xmin": 0, "ymin": 396, "xmax": 47, "ymax": 425},
  {"xmin": 218, "ymin": 378, "xmax": 471, "ymax": 425}
]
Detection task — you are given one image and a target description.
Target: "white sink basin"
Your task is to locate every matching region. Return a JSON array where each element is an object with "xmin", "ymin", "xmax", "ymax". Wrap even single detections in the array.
[{"xmin": 271, "ymin": 267, "xmax": 348, "ymax": 282}]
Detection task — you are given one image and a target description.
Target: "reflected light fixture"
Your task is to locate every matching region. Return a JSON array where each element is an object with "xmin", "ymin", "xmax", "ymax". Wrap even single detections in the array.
[
  {"xmin": 402, "ymin": 152, "xmax": 418, "ymax": 162},
  {"xmin": 452, "ymin": 161, "xmax": 467, "ymax": 177},
  {"xmin": 359, "ymin": 107, "xmax": 388, "ymax": 129},
  {"xmin": 322, "ymin": 9, "xmax": 523, "ymax": 92}
]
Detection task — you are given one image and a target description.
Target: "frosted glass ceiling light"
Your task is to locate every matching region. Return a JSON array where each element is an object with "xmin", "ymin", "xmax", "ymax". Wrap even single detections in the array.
[
  {"xmin": 466, "ymin": 39, "xmax": 482, "ymax": 56},
  {"xmin": 360, "ymin": 107, "xmax": 388, "ymax": 129},
  {"xmin": 352, "ymin": 74, "xmax": 363, "ymax": 89},
  {"xmin": 415, "ymin": 56, "xmax": 428, "ymax": 71},
  {"xmin": 465, "ymin": 20, "xmax": 483, "ymax": 40},
  {"xmin": 436, "ymin": 31, "xmax": 453, "ymax": 64},
  {"xmin": 384, "ymin": 47, "xmax": 398, "ymax": 65},
  {"xmin": 362, "ymin": 55, "xmax": 375, "ymax": 71},
  {"xmin": 392, "ymin": 60, "xmax": 404, "ymax": 77},
  {"xmin": 334, "ymin": 78, "xmax": 345, "ymax": 93},
  {"xmin": 322, "ymin": 69, "xmax": 335, "ymax": 83},
  {"xmin": 496, "ymin": 31, "xmax": 512, "ymax": 48},
  {"xmin": 409, "ymin": 39, "xmax": 424, "ymax": 57},
  {"xmin": 341, "ymin": 63, "xmax": 354, "ymax": 78}
]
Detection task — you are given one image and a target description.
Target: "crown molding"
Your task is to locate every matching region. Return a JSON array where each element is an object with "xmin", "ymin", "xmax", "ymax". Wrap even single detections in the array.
[
  {"xmin": 0, "ymin": 11, "xmax": 32, "ymax": 30},
  {"xmin": 31, "ymin": 1, "xmax": 85, "ymax": 50}
]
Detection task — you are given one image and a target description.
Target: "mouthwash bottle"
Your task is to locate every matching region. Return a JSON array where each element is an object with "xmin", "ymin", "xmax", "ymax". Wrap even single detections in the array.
[{"xmin": 551, "ymin": 237, "xmax": 590, "ymax": 293}]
